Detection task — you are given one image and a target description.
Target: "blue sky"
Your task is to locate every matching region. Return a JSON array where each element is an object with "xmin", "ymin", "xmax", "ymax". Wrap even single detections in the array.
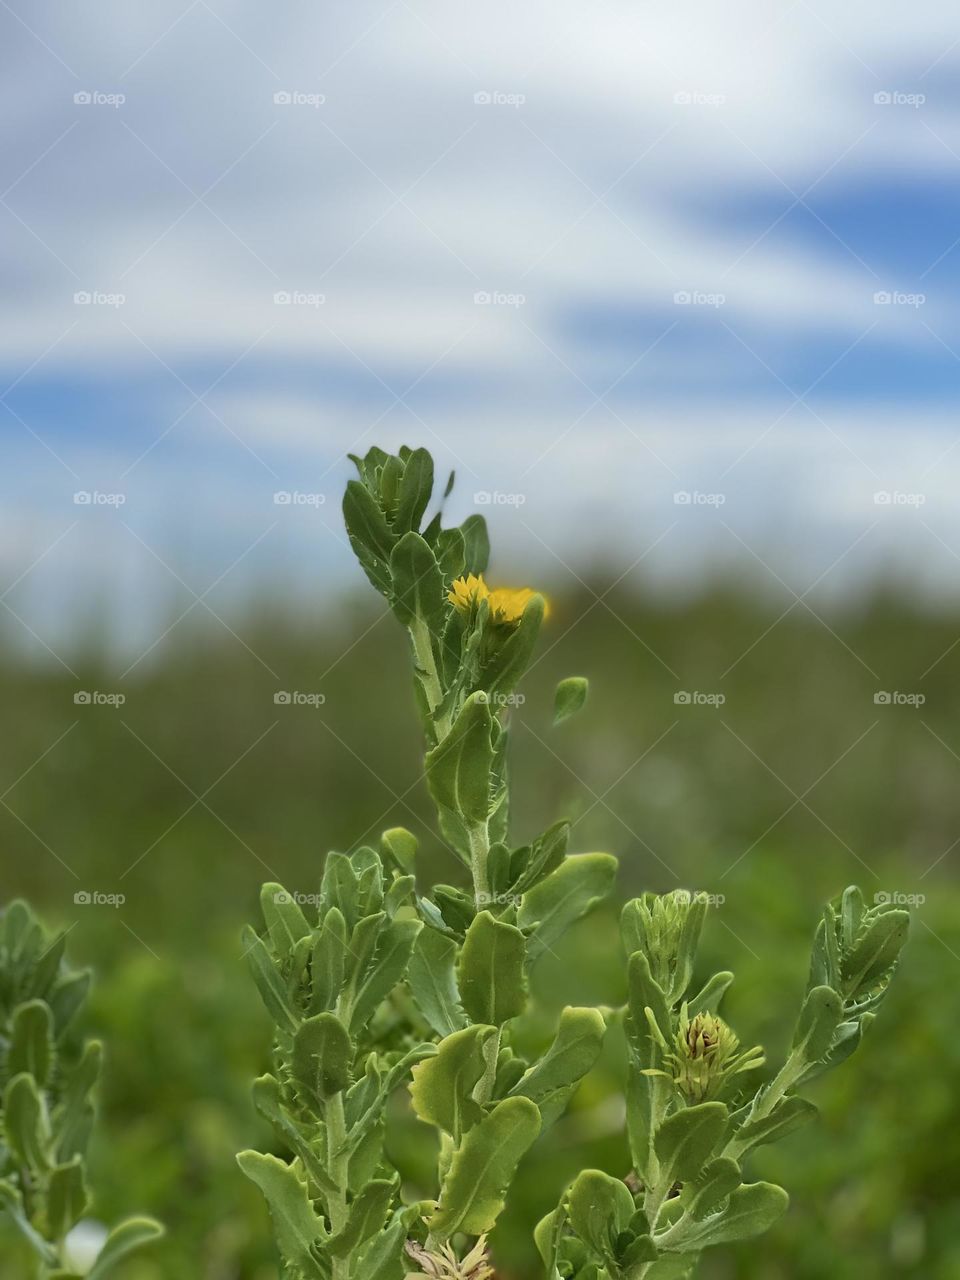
[{"xmin": 2, "ymin": 1, "xmax": 959, "ymax": 658}]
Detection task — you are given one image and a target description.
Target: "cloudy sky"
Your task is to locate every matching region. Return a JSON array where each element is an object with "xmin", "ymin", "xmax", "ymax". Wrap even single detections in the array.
[{"xmin": 2, "ymin": 1, "xmax": 958, "ymax": 659}]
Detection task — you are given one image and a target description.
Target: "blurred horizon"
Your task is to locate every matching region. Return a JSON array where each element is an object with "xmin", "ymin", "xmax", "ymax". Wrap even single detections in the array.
[{"xmin": 5, "ymin": 1, "xmax": 960, "ymax": 659}]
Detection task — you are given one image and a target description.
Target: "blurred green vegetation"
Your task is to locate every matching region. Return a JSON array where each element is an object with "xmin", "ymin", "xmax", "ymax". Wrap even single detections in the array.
[{"xmin": 2, "ymin": 581, "xmax": 957, "ymax": 1278}]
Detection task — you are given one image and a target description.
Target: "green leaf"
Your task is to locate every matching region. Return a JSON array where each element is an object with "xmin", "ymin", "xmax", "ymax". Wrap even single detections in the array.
[
  {"xmin": 460, "ymin": 514, "xmax": 490, "ymax": 574},
  {"xmin": 566, "ymin": 1168, "xmax": 635, "ymax": 1264},
  {"xmin": 260, "ymin": 883, "xmax": 312, "ymax": 957},
  {"xmin": 425, "ymin": 691, "xmax": 494, "ymax": 827},
  {"xmin": 408, "ymin": 928, "xmax": 468, "ymax": 1037},
  {"xmin": 292, "ymin": 1013, "xmax": 352, "ymax": 1099},
  {"xmin": 237, "ymin": 1153, "xmax": 326, "ymax": 1278},
  {"xmin": 511, "ymin": 820, "xmax": 570, "ymax": 895},
  {"xmin": 0, "ymin": 1179, "xmax": 58, "ymax": 1264},
  {"xmin": 47, "ymin": 1159, "xmax": 88, "ymax": 1240},
  {"xmin": 686, "ymin": 971, "xmax": 734, "ymax": 1015},
  {"xmin": 654, "ymin": 1102, "xmax": 729, "ymax": 1183},
  {"xmin": 518, "ymin": 854, "xmax": 617, "ymax": 963},
  {"xmin": 242, "ymin": 926, "xmax": 298, "ymax": 1033},
  {"xmin": 251, "ymin": 1074, "xmax": 338, "ymax": 1197},
  {"xmin": 510, "ymin": 1007, "xmax": 605, "ymax": 1102},
  {"xmin": 409, "ymin": 1025, "xmax": 497, "ymax": 1137},
  {"xmin": 327, "ymin": 1179, "xmax": 397, "ymax": 1256},
  {"xmin": 394, "ymin": 447, "xmax": 434, "ymax": 533},
  {"xmin": 686, "ymin": 1157, "xmax": 742, "ymax": 1220},
  {"xmin": 733, "ymin": 1095, "xmax": 817, "ymax": 1156},
  {"xmin": 427, "ymin": 1096, "xmax": 541, "ymax": 1239},
  {"xmin": 85, "ymin": 1217, "xmax": 164, "ymax": 1279},
  {"xmin": 9, "ymin": 999, "xmax": 54, "ymax": 1085},
  {"xmin": 349, "ymin": 917, "xmax": 422, "ymax": 1033},
  {"xmin": 458, "ymin": 911, "xmax": 527, "ymax": 1024},
  {"xmin": 534, "ymin": 1205, "xmax": 567, "ymax": 1280},
  {"xmin": 390, "ymin": 532, "xmax": 445, "ymax": 633},
  {"xmin": 311, "ymin": 908, "xmax": 347, "ymax": 1013},
  {"xmin": 679, "ymin": 1181, "xmax": 788, "ymax": 1247},
  {"xmin": 842, "ymin": 909, "xmax": 910, "ymax": 997},
  {"xmin": 554, "ymin": 676, "xmax": 589, "ymax": 726},
  {"xmin": 483, "ymin": 596, "xmax": 545, "ymax": 700},
  {"xmin": 56, "ymin": 1040, "xmax": 102, "ymax": 1161},
  {"xmin": 4, "ymin": 1072, "xmax": 50, "ymax": 1169},
  {"xmin": 792, "ymin": 985, "xmax": 843, "ymax": 1063},
  {"xmin": 381, "ymin": 826, "xmax": 418, "ymax": 871},
  {"xmin": 343, "ymin": 479, "xmax": 395, "ymax": 591}
]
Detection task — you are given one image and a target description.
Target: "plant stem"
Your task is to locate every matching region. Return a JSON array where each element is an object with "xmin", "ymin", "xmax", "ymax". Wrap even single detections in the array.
[
  {"xmin": 325, "ymin": 1092, "xmax": 351, "ymax": 1280},
  {"xmin": 410, "ymin": 618, "xmax": 451, "ymax": 739},
  {"xmin": 468, "ymin": 822, "xmax": 491, "ymax": 905}
]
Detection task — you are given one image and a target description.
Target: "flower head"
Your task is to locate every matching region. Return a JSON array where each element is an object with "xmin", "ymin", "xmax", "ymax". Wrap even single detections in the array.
[
  {"xmin": 404, "ymin": 1236, "xmax": 494, "ymax": 1280},
  {"xmin": 646, "ymin": 1005, "xmax": 765, "ymax": 1103},
  {"xmin": 448, "ymin": 574, "xmax": 546, "ymax": 624}
]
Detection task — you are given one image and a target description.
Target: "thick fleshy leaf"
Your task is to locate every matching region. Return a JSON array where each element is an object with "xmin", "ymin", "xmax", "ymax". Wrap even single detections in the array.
[
  {"xmin": 654, "ymin": 1102, "xmax": 729, "ymax": 1184},
  {"xmin": 566, "ymin": 1168, "xmax": 635, "ymax": 1264},
  {"xmin": 292, "ymin": 1013, "xmax": 352, "ymax": 1100},
  {"xmin": 408, "ymin": 928, "xmax": 468, "ymax": 1037},
  {"xmin": 510, "ymin": 1007, "xmax": 605, "ymax": 1102},
  {"xmin": 327, "ymin": 1179, "xmax": 397, "ymax": 1256},
  {"xmin": 425, "ymin": 692, "xmax": 494, "ymax": 828},
  {"xmin": 9, "ymin": 999, "xmax": 54, "ymax": 1086},
  {"xmin": 458, "ymin": 911, "xmax": 527, "ymax": 1025},
  {"xmin": 427, "ymin": 1096, "xmax": 541, "ymax": 1239},
  {"xmin": 553, "ymin": 676, "xmax": 589, "ymax": 726},
  {"xmin": 260, "ymin": 883, "xmax": 311, "ymax": 957},
  {"xmin": 85, "ymin": 1218, "xmax": 164, "ymax": 1279},
  {"xmin": 236, "ymin": 1153, "xmax": 326, "ymax": 1278},
  {"xmin": 792, "ymin": 985, "xmax": 843, "ymax": 1064},
  {"xmin": 678, "ymin": 1181, "xmax": 788, "ymax": 1247},
  {"xmin": 390, "ymin": 532, "xmax": 445, "ymax": 633},
  {"xmin": 518, "ymin": 854, "xmax": 617, "ymax": 963},
  {"xmin": 409, "ymin": 1025, "xmax": 497, "ymax": 1137}
]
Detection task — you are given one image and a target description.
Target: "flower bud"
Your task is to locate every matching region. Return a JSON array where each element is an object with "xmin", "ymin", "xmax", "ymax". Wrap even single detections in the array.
[
  {"xmin": 661, "ymin": 1007, "xmax": 765, "ymax": 1103},
  {"xmin": 405, "ymin": 1235, "xmax": 494, "ymax": 1280},
  {"xmin": 621, "ymin": 890, "xmax": 708, "ymax": 1001}
]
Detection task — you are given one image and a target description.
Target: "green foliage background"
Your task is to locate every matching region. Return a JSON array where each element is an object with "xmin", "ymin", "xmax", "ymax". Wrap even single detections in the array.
[{"xmin": 2, "ymin": 583, "xmax": 956, "ymax": 1277}]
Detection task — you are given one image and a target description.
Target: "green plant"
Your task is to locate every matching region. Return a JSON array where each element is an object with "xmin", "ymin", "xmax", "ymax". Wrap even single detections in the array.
[
  {"xmin": 238, "ymin": 445, "xmax": 909, "ymax": 1280},
  {"xmin": 0, "ymin": 900, "xmax": 162, "ymax": 1278}
]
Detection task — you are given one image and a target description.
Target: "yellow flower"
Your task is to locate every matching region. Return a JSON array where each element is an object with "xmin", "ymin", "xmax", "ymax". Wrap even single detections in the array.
[{"xmin": 448, "ymin": 574, "xmax": 548, "ymax": 624}]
